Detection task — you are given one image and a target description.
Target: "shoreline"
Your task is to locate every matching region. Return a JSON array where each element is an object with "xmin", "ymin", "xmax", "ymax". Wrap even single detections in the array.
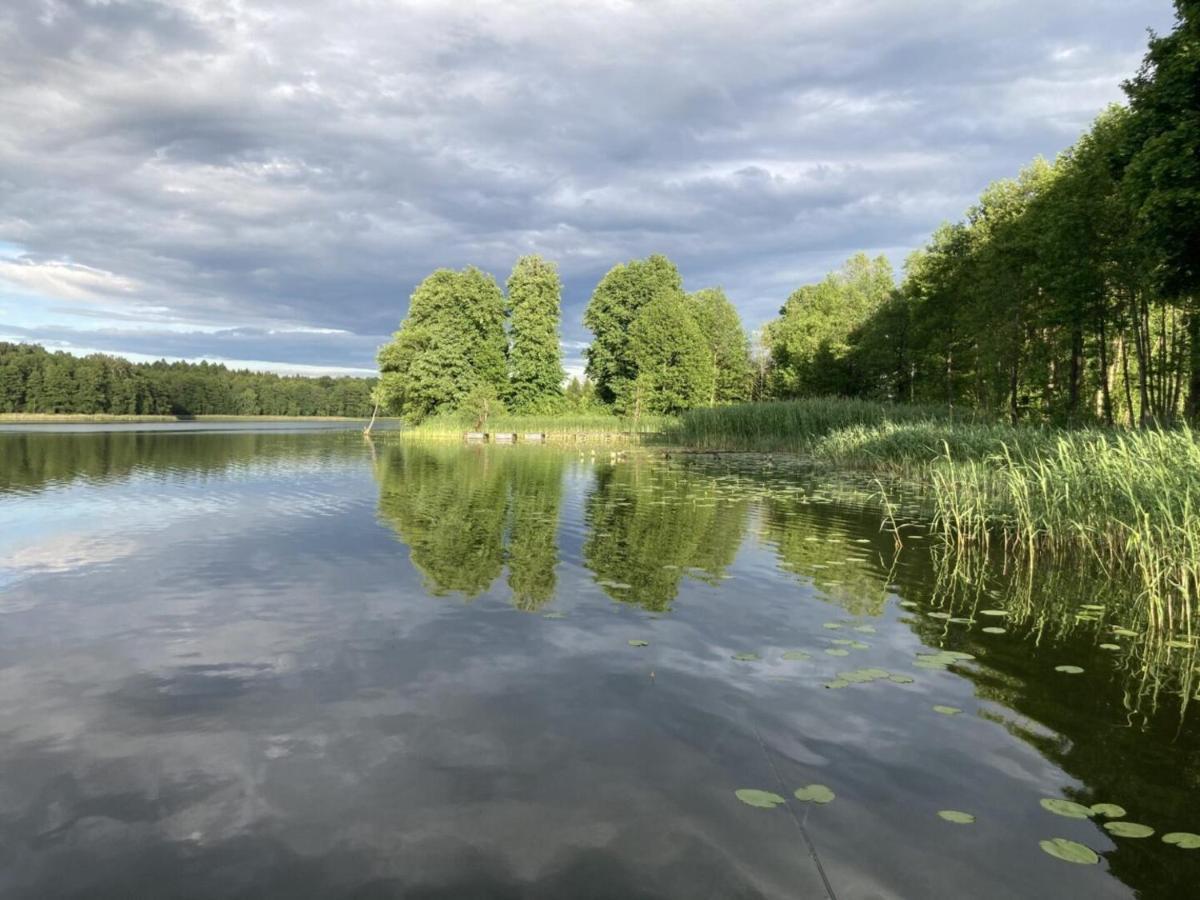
[{"xmin": 0, "ymin": 413, "xmax": 386, "ymax": 424}]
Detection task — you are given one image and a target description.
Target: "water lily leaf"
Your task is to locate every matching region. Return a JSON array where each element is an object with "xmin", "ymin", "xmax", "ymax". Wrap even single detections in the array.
[
  {"xmin": 928, "ymin": 612, "xmax": 951, "ymax": 620},
  {"xmin": 980, "ymin": 609, "xmax": 1009, "ymax": 617},
  {"xmin": 1040, "ymin": 798, "xmax": 1092, "ymax": 819},
  {"xmin": 793, "ymin": 784, "xmax": 835, "ymax": 804},
  {"xmin": 832, "ymin": 639, "xmax": 856, "ymax": 645},
  {"xmin": 732, "ymin": 652, "xmax": 760, "ymax": 662},
  {"xmin": 1055, "ymin": 665, "xmax": 1085, "ymax": 674},
  {"xmin": 943, "ymin": 650, "xmax": 975, "ymax": 660},
  {"xmin": 542, "ymin": 612, "xmax": 565, "ymax": 619},
  {"xmin": 825, "ymin": 679, "xmax": 850, "ymax": 689},
  {"xmin": 933, "ymin": 705, "xmax": 962, "ymax": 716},
  {"xmin": 823, "ymin": 623, "xmax": 843, "ymax": 630},
  {"xmin": 1104, "ymin": 821, "xmax": 1154, "ymax": 838},
  {"xmin": 853, "ymin": 625, "xmax": 877, "ymax": 634},
  {"xmin": 1167, "ymin": 639, "xmax": 1196, "ymax": 649},
  {"xmin": 1039, "ymin": 838, "xmax": 1098, "ymax": 864},
  {"xmin": 1098, "ymin": 643, "xmax": 1120, "ymax": 651},
  {"xmin": 628, "ymin": 639, "xmax": 649, "ymax": 647},
  {"xmin": 888, "ymin": 674, "xmax": 915, "ymax": 684},
  {"xmin": 782, "ymin": 651, "xmax": 811, "ymax": 661},
  {"xmin": 1112, "ymin": 627, "xmax": 1139, "ymax": 637},
  {"xmin": 735, "ymin": 789, "xmax": 786, "ymax": 809},
  {"xmin": 1080, "ymin": 604, "xmax": 1106, "ymax": 611},
  {"xmin": 899, "ymin": 600, "xmax": 919, "ymax": 609},
  {"xmin": 1090, "ymin": 803, "xmax": 1126, "ymax": 818},
  {"xmin": 948, "ymin": 617, "xmax": 973, "ymax": 625},
  {"xmin": 1162, "ymin": 832, "xmax": 1200, "ymax": 849},
  {"xmin": 914, "ymin": 659, "xmax": 949, "ymax": 670},
  {"xmin": 982, "ymin": 627, "xmax": 1007, "ymax": 634},
  {"xmin": 938, "ymin": 810, "xmax": 975, "ymax": 824},
  {"xmin": 825, "ymin": 648, "xmax": 850, "ymax": 657}
]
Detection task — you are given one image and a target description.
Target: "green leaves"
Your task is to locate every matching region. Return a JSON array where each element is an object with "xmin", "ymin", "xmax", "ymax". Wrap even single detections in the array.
[
  {"xmin": 1054, "ymin": 665, "xmax": 1085, "ymax": 675},
  {"xmin": 933, "ymin": 705, "xmax": 963, "ymax": 716},
  {"xmin": 793, "ymin": 785, "xmax": 835, "ymax": 804},
  {"xmin": 1104, "ymin": 821, "xmax": 1154, "ymax": 838},
  {"xmin": 628, "ymin": 639, "xmax": 649, "ymax": 647},
  {"xmin": 1040, "ymin": 798, "xmax": 1092, "ymax": 819},
  {"xmin": 938, "ymin": 810, "xmax": 976, "ymax": 824},
  {"xmin": 506, "ymin": 256, "xmax": 566, "ymax": 412},
  {"xmin": 1162, "ymin": 832, "xmax": 1200, "ymax": 850},
  {"xmin": 1090, "ymin": 803, "xmax": 1126, "ymax": 818},
  {"xmin": 1039, "ymin": 838, "xmax": 1099, "ymax": 865},
  {"xmin": 735, "ymin": 789, "xmax": 786, "ymax": 809}
]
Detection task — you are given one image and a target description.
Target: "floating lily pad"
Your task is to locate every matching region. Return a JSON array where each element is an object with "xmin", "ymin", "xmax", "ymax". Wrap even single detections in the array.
[
  {"xmin": 980, "ymin": 609, "xmax": 1009, "ymax": 617},
  {"xmin": 853, "ymin": 624, "xmax": 877, "ymax": 634},
  {"xmin": 948, "ymin": 617, "xmax": 973, "ymax": 625},
  {"xmin": 1098, "ymin": 643, "xmax": 1120, "ymax": 651},
  {"xmin": 793, "ymin": 784, "xmax": 835, "ymax": 804},
  {"xmin": 1080, "ymin": 604, "xmax": 1106, "ymax": 611},
  {"xmin": 542, "ymin": 612, "xmax": 565, "ymax": 619},
  {"xmin": 628, "ymin": 639, "xmax": 649, "ymax": 647},
  {"xmin": 823, "ymin": 623, "xmax": 844, "ymax": 630},
  {"xmin": 825, "ymin": 679, "xmax": 850, "ymax": 689},
  {"xmin": 848, "ymin": 641, "xmax": 870, "ymax": 650},
  {"xmin": 1055, "ymin": 665, "xmax": 1085, "ymax": 674},
  {"xmin": 1039, "ymin": 838, "xmax": 1099, "ymax": 864},
  {"xmin": 1040, "ymin": 798, "xmax": 1092, "ymax": 819},
  {"xmin": 1167, "ymin": 639, "xmax": 1196, "ymax": 649},
  {"xmin": 914, "ymin": 659, "xmax": 950, "ymax": 670},
  {"xmin": 1105, "ymin": 821, "xmax": 1154, "ymax": 838},
  {"xmin": 735, "ymin": 789, "xmax": 786, "ymax": 809},
  {"xmin": 888, "ymin": 674, "xmax": 915, "ymax": 684},
  {"xmin": 982, "ymin": 627, "xmax": 1007, "ymax": 634},
  {"xmin": 825, "ymin": 648, "xmax": 850, "ymax": 657},
  {"xmin": 899, "ymin": 600, "xmax": 919, "ymax": 609},
  {"xmin": 943, "ymin": 650, "xmax": 976, "ymax": 660},
  {"xmin": 1090, "ymin": 803, "xmax": 1126, "ymax": 818},
  {"xmin": 938, "ymin": 810, "xmax": 975, "ymax": 824},
  {"xmin": 832, "ymin": 639, "xmax": 856, "ymax": 645},
  {"xmin": 928, "ymin": 612, "xmax": 951, "ymax": 620},
  {"xmin": 1162, "ymin": 832, "xmax": 1200, "ymax": 849},
  {"xmin": 1112, "ymin": 627, "xmax": 1139, "ymax": 637},
  {"xmin": 782, "ymin": 651, "xmax": 811, "ymax": 661},
  {"xmin": 933, "ymin": 705, "xmax": 962, "ymax": 716},
  {"xmin": 732, "ymin": 652, "xmax": 760, "ymax": 662}
]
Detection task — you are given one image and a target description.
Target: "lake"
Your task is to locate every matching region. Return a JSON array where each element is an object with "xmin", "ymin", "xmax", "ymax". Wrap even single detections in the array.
[{"xmin": 0, "ymin": 425, "xmax": 1196, "ymax": 899}]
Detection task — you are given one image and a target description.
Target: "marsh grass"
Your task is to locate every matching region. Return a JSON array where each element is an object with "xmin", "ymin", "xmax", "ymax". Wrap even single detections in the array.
[
  {"xmin": 669, "ymin": 399, "xmax": 1200, "ymax": 636},
  {"xmin": 402, "ymin": 412, "xmax": 676, "ymax": 441}
]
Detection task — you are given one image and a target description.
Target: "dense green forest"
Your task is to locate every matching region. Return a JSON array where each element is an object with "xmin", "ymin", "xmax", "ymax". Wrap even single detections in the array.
[
  {"xmin": 379, "ymin": 2, "xmax": 1197, "ymax": 427},
  {"xmin": 0, "ymin": 342, "xmax": 374, "ymax": 417}
]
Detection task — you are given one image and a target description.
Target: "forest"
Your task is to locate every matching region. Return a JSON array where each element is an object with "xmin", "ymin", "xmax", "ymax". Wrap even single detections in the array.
[
  {"xmin": 0, "ymin": 342, "xmax": 375, "ymax": 417},
  {"xmin": 380, "ymin": 1, "xmax": 1198, "ymax": 428}
]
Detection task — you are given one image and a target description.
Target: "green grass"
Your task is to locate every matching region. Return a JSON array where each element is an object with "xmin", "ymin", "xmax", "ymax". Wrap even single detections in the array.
[
  {"xmin": 402, "ymin": 411, "xmax": 676, "ymax": 441},
  {"xmin": 0, "ymin": 413, "xmax": 378, "ymax": 424},
  {"xmin": 668, "ymin": 398, "xmax": 1200, "ymax": 631}
]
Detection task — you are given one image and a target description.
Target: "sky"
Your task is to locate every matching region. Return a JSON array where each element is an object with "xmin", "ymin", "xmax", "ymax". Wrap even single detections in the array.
[{"xmin": 0, "ymin": 0, "xmax": 1179, "ymax": 378}]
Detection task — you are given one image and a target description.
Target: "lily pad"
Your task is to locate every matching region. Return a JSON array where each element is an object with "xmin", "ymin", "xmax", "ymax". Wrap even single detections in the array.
[
  {"xmin": 853, "ymin": 624, "xmax": 877, "ymax": 634},
  {"xmin": 982, "ymin": 627, "xmax": 1007, "ymax": 634},
  {"xmin": 825, "ymin": 648, "xmax": 850, "ymax": 657},
  {"xmin": 938, "ymin": 810, "xmax": 976, "ymax": 824},
  {"xmin": 793, "ymin": 784, "xmax": 835, "ymax": 804},
  {"xmin": 933, "ymin": 705, "xmax": 962, "ymax": 716},
  {"xmin": 899, "ymin": 600, "xmax": 919, "ymax": 609},
  {"xmin": 542, "ymin": 612, "xmax": 565, "ymax": 619},
  {"xmin": 628, "ymin": 639, "xmax": 649, "ymax": 647},
  {"xmin": 980, "ymin": 609, "xmax": 1009, "ymax": 617},
  {"xmin": 1039, "ymin": 838, "xmax": 1099, "ymax": 864},
  {"xmin": 782, "ymin": 651, "xmax": 811, "ymax": 661},
  {"xmin": 1055, "ymin": 665, "xmax": 1085, "ymax": 674},
  {"xmin": 928, "ymin": 612, "xmax": 951, "ymax": 620},
  {"xmin": 1098, "ymin": 643, "xmax": 1120, "ymax": 651},
  {"xmin": 888, "ymin": 674, "xmax": 915, "ymax": 684},
  {"xmin": 735, "ymin": 789, "xmax": 786, "ymax": 809},
  {"xmin": 825, "ymin": 679, "xmax": 850, "ymax": 689},
  {"xmin": 914, "ymin": 659, "xmax": 950, "ymax": 670},
  {"xmin": 732, "ymin": 652, "xmax": 760, "ymax": 662},
  {"xmin": 1105, "ymin": 821, "xmax": 1154, "ymax": 838},
  {"xmin": 1090, "ymin": 803, "xmax": 1126, "ymax": 818},
  {"xmin": 1162, "ymin": 832, "xmax": 1200, "ymax": 849},
  {"xmin": 823, "ymin": 623, "xmax": 844, "ymax": 630},
  {"xmin": 1040, "ymin": 798, "xmax": 1092, "ymax": 819},
  {"xmin": 1112, "ymin": 627, "xmax": 1139, "ymax": 637}
]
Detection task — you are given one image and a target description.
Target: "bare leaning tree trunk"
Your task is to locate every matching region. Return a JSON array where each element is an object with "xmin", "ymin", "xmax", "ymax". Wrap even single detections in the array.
[{"xmin": 363, "ymin": 398, "xmax": 381, "ymax": 436}]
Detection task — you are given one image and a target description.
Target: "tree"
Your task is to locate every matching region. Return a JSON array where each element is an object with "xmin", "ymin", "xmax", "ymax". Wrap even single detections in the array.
[
  {"xmin": 377, "ymin": 267, "xmax": 508, "ymax": 422},
  {"xmin": 583, "ymin": 254, "xmax": 684, "ymax": 412},
  {"xmin": 628, "ymin": 290, "xmax": 715, "ymax": 415},
  {"xmin": 506, "ymin": 255, "xmax": 566, "ymax": 411},
  {"xmin": 688, "ymin": 287, "xmax": 753, "ymax": 404}
]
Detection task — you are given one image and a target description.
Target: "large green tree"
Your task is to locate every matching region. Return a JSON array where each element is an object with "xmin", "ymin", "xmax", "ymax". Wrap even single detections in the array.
[
  {"xmin": 506, "ymin": 255, "xmax": 566, "ymax": 412},
  {"xmin": 583, "ymin": 254, "xmax": 684, "ymax": 412},
  {"xmin": 688, "ymin": 287, "xmax": 753, "ymax": 404},
  {"xmin": 628, "ymin": 290, "xmax": 715, "ymax": 415},
  {"xmin": 377, "ymin": 267, "xmax": 508, "ymax": 422}
]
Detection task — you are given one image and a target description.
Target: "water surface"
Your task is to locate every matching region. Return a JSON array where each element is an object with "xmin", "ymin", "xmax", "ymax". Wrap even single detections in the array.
[{"xmin": 0, "ymin": 427, "xmax": 1196, "ymax": 898}]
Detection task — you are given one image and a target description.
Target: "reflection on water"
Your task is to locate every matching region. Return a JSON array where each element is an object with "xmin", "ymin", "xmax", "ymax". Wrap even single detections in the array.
[{"xmin": 0, "ymin": 429, "xmax": 1198, "ymax": 899}]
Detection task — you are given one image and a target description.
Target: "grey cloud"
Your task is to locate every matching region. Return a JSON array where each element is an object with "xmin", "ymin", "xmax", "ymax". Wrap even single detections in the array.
[{"xmin": 0, "ymin": 0, "xmax": 1177, "ymax": 370}]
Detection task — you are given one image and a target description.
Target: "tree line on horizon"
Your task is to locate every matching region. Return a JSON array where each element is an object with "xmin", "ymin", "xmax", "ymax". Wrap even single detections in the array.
[{"xmin": 0, "ymin": 342, "xmax": 375, "ymax": 417}]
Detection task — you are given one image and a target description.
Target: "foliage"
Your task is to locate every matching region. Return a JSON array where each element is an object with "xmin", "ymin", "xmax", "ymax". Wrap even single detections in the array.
[
  {"xmin": 583, "ymin": 254, "xmax": 684, "ymax": 412},
  {"xmin": 628, "ymin": 290, "xmax": 715, "ymax": 415},
  {"xmin": 688, "ymin": 287, "xmax": 754, "ymax": 404},
  {"xmin": 507, "ymin": 255, "xmax": 566, "ymax": 411},
  {"xmin": 377, "ymin": 267, "xmax": 508, "ymax": 423},
  {"xmin": 0, "ymin": 342, "xmax": 373, "ymax": 417}
]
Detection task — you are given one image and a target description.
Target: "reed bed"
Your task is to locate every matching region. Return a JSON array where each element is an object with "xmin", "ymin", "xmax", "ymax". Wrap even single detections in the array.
[{"xmin": 402, "ymin": 412, "xmax": 676, "ymax": 440}]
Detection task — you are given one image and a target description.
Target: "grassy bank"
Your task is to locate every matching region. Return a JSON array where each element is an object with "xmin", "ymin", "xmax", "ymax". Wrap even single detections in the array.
[
  {"xmin": 0, "ymin": 413, "xmax": 378, "ymax": 424},
  {"xmin": 669, "ymin": 399, "xmax": 1200, "ymax": 629},
  {"xmin": 401, "ymin": 412, "xmax": 676, "ymax": 441}
]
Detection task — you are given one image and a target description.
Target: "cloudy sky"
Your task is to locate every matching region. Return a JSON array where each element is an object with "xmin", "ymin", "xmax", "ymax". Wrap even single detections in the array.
[{"xmin": 0, "ymin": 0, "xmax": 1177, "ymax": 377}]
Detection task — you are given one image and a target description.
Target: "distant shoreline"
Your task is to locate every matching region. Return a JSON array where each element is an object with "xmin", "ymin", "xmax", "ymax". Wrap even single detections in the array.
[{"xmin": 0, "ymin": 413, "xmax": 386, "ymax": 424}]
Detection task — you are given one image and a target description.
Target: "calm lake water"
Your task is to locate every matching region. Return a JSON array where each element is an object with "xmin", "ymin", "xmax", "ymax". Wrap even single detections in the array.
[{"xmin": 0, "ymin": 426, "xmax": 1197, "ymax": 899}]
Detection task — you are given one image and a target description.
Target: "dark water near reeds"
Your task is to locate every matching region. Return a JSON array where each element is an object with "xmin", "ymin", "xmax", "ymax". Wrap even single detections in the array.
[{"xmin": 0, "ymin": 426, "xmax": 1197, "ymax": 899}]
